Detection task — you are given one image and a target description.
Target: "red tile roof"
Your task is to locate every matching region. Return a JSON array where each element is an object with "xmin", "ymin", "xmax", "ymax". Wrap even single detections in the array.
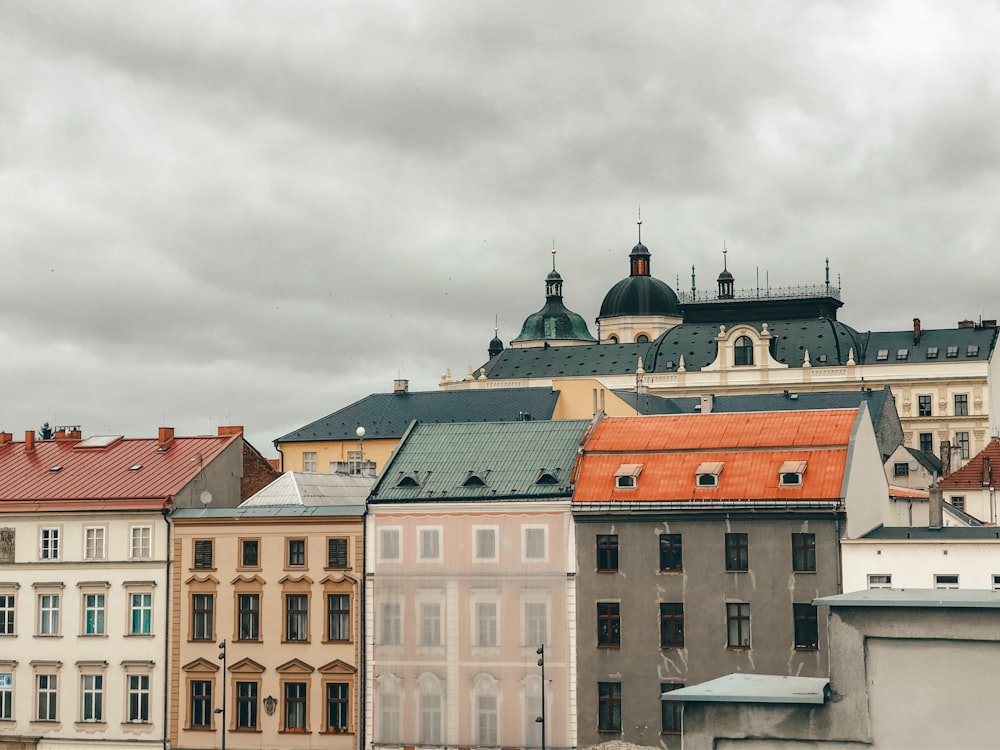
[
  {"xmin": 0, "ymin": 432, "xmax": 239, "ymax": 510},
  {"xmin": 575, "ymin": 410, "xmax": 859, "ymax": 503},
  {"xmin": 940, "ymin": 438, "xmax": 1000, "ymax": 489}
]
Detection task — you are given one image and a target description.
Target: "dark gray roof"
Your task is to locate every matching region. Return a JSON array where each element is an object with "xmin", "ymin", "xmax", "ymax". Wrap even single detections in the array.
[
  {"xmin": 863, "ymin": 325, "xmax": 997, "ymax": 364},
  {"xmin": 815, "ymin": 588, "xmax": 1000, "ymax": 608},
  {"xmin": 617, "ymin": 386, "xmax": 892, "ymax": 420},
  {"xmin": 276, "ymin": 387, "xmax": 560, "ymax": 444},
  {"xmin": 481, "ymin": 342, "xmax": 649, "ymax": 379},
  {"xmin": 902, "ymin": 446, "xmax": 941, "ymax": 474},
  {"xmin": 859, "ymin": 525, "xmax": 1000, "ymax": 540},
  {"xmin": 600, "ymin": 274, "xmax": 680, "ymax": 318}
]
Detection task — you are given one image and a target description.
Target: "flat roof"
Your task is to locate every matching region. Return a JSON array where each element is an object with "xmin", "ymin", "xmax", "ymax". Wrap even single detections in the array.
[
  {"xmin": 814, "ymin": 588, "xmax": 1000, "ymax": 608},
  {"xmin": 664, "ymin": 674, "xmax": 829, "ymax": 705}
]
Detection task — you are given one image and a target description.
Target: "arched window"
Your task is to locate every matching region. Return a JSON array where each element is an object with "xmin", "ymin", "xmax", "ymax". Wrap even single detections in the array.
[
  {"xmin": 418, "ymin": 673, "xmax": 443, "ymax": 744},
  {"xmin": 472, "ymin": 674, "xmax": 500, "ymax": 746},
  {"xmin": 608, "ymin": 334, "xmax": 619, "ymax": 344},
  {"xmin": 375, "ymin": 675, "xmax": 401, "ymax": 744},
  {"xmin": 635, "ymin": 334, "xmax": 650, "ymax": 343},
  {"xmin": 734, "ymin": 335, "xmax": 754, "ymax": 366}
]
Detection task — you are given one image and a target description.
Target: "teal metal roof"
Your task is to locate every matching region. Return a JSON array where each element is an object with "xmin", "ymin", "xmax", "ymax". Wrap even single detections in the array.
[
  {"xmin": 665, "ymin": 674, "xmax": 829, "ymax": 705},
  {"xmin": 814, "ymin": 588, "xmax": 1000, "ymax": 608},
  {"xmin": 370, "ymin": 419, "xmax": 591, "ymax": 503}
]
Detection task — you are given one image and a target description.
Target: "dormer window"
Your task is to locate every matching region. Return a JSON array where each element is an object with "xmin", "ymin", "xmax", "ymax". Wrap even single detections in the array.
[
  {"xmin": 695, "ymin": 462, "xmax": 723, "ymax": 488},
  {"xmin": 779, "ymin": 461, "xmax": 807, "ymax": 486},
  {"xmin": 946, "ymin": 346, "xmax": 958, "ymax": 358},
  {"xmin": 614, "ymin": 464, "xmax": 643, "ymax": 489},
  {"xmin": 926, "ymin": 346, "xmax": 939, "ymax": 359},
  {"xmin": 876, "ymin": 349, "xmax": 888, "ymax": 361},
  {"xmin": 734, "ymin": 336, "xmax": 754, "ymax": 366},
  {"xmin": 967, "ymin": 344, "xmax": 980, "ymax": 357},
  {"xmin": 895, "ymin": 349, "xmax": 908, "ymax": 360},
  {"xmin": 396, "ymin": 473, "xmax": 420, "ymax": 488},
  {"xmin": 463, "ymin": 472, "xmax": 487, "ymax": 487},
  {"xmin": 535, "ymin": 469, "xmax": 559, "ymax": 485}
]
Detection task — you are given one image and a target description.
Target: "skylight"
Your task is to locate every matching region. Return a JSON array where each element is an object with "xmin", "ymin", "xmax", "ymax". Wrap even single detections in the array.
[
  {"xmin": 74, "ymin": 435, "xmax": 123, "ymax": 449},
  {"xmin": 876, "ymin": 349, "xmax": 889, "ymax": 361},
  {"xmin": 946, "ymin": 346, "xmax": 958, "ymax": 358},
  {"xmin": 967, "ymin": 345, "xmax": 980, "ymax": 357},
  {"xmin": 926, "ymin": 347, "xmax": 939, "ymax": 359},
  {"xmin": 896, "ymin": 349, "xmax": 909, "ymax": 360}
]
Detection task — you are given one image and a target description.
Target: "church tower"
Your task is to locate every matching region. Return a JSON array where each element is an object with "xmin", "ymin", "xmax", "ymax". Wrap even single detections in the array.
[{"xmin": 510, "ymin": 249, "xmax": 597, "ymax": 349}]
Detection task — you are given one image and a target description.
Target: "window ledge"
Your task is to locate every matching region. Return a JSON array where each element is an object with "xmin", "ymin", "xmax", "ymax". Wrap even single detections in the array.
[
  {"xmin": 126, "ymin": 633, "xmax": 154, "ymax": 638},
  {"xmin": 75, "ymin": 721, "xmax": 107, "ymax": 728}
]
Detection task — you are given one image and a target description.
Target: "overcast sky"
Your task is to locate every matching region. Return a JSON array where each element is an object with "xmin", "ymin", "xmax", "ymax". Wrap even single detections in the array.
[{"xmin": 1, "ymin": 1, "xmax": 997, "ymax": 457}]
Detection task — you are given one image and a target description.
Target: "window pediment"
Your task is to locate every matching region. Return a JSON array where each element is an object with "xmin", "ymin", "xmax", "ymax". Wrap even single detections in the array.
[
  {"xmin": 321, "ymin": 573, "xmax": 359, "ymax": 588},
  {"xmin": 276, "ymin": 658, "xmax": 315, "ymax": 674},
  {"xmin": 318, "ymin": 659, "xmax": 357, "ymax": 675},
  {"xmin": 230, "ymin": 657, "xmax": 266, "ymax": 674},
  {"xmin": 231, "ymin": 574, "xmax": 266, "ymax": 588},
  {"xmin": 182, "ymin": 657, "xmax": 220, "ymax": 674},
  {"xmin": 278, "ymin": 574, "xmax": 313, "ymax": 587}
]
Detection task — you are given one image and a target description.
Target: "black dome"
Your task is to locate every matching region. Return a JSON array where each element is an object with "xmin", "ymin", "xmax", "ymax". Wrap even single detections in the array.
[{"xmin": 600, "ymin": 275, "xmax": 681, "ymax": 318}]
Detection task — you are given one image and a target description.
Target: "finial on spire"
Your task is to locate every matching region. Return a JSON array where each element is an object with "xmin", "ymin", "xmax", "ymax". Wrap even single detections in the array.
[
  {"xmin": 494, "ymin": 314, "xmax": 499, "ymax": 336},
  {"xmin": 722, "ymin": 239, "xmax": 728, "ymax": 271},
  {"xmin": 636, "ymin": 206, "xmax": 642, "ymax": 244},
  {"xmin": 551, "ymin": 239, "xmax": 557, "ymax": 271}
]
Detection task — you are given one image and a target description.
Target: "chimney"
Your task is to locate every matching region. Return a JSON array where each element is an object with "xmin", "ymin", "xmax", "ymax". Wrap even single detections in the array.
[
  {"xmin": 913, "ymin": 317, "xmax": 921, "ymax": 345},
  {"xmin": 393, "ymin": 379, "xmax": 409, "ymax": 394},
  {"xmin": 699, "ymin": 395, "xmax": 714, "ymax": 414},
  {"xmin": 54, "ymin": 426, "xmax": 82, "ymax": 441},
  {"xmin": 928, "ymin": 485, "xmax": 944, "ymax": 527},
  {"xmin": 0, "ymin": 432, "xmax": 11, "ymax": 445},
  {"xmin": 984, "ymin": 456, "xmax": 993, "ymax": 488},
  {"xmin": 217, "ymin": 426, "xmax": 244, "ymax": 437},
  {"xmin": 958, "ymin": 319, "xmax": 975, "ymax": 329},
  {"xmin": 940, "ymin": 440, "xmax": 952, "ymax": 477},
  {"xmin": 24, "ymin": 431, "xmax": 35, "ymax": 452},
  {"xmin": 158, "ymin": 427, "xmax": 175, "ymax": 450}
]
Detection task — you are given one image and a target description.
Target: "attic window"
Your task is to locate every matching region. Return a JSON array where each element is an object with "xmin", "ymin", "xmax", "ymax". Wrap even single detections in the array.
[
  {"xmin": 876, "ymin": 349, "xmax": 889, "ymax": 361},
  {"xmin": 463, "ymin": 472, "xmax": 487, "ymax": 487},
  {"xmin": 895, "ymin": 349, "xmax": 909, "ymax": 360},
  {"xmin": 614, "ymin": 464, "xmax": 643, "ymax": 489},
  {"xmin": 396, "ymin": 474, "xmax": 420, "ymax": 487},
  {"xmin": 946, "ymin": 346, "xmax": 959, "ymax": 358},
  {"xmin": 129, "ymin": 464, "xmax": 143, "ymax": 472},
  {"xmin": 817, "ymin": 354, "xmax": 827, "ymax": 364},
  {"xmin": 779, "ymin": 460, "xmax": 807, "ymax": 486},
  {"xmin": 695, "ymin": 461, "xmax": 723, "ymax": 488},
  {"xmin": 48, "ymin": 466, "xmax": 62, "ymax": 473},
  {"xmin": 926, "ymin": 346, "xmax": 939, "ymax": 359},
  {"xmin": 967, "ymin": 344, "xmax": 980, "ymax": 357},
  {"xmin": 535, "ymin": 469, "xmax": 559, "ymax": 485}
]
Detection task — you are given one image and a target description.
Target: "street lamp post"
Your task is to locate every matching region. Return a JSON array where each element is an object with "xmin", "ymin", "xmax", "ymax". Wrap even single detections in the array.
[
  {"xmin": 215, "ymin": 640, "xmax": 227, "ymax": 750},
  {"xmin": 535, "ymin": 644, "xmax": 545, "ymax": 750}
]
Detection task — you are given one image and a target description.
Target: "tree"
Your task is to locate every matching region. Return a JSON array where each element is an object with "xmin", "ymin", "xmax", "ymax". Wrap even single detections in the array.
[{"xmin": 38, "ymin": 422, "xmax": 54, "ymax": 440}]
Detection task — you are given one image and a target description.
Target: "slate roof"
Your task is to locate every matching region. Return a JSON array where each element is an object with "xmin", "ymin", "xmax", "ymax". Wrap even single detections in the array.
[
  {"xmin": 939, "ymin": 438, "xmax": 999, "ymax": 490},
  {"xmin": 240, "ymin": 471, "xmax": 372, "ymax": 508},
  {"xmin": 0, "ymin": 432, "xmax": 238, "ymax": 509},
  {"xmin": 370, "ymin": 419, "xmax": 591, "ymax": 503},
  {"xmin": 275, "ymin": 387, "xmax": 560, "ymax": 444},
  {"xmin": 901, "ymin": 446, "xmax": 941, "ymax": 475},
  {"xmin": 864, "ymin": 325, "xmax": 998, "ymax": 364},
  {"xmin": 574, "ymin": 410, "xmax": 859, "ymax": 504},
  {"xmin": 617, "ymin": 386, "xmax": 892, "ymax": 419},
  {"xmin": 858, "ymin": 525, "xmax": 1000, "ymax": 541}
]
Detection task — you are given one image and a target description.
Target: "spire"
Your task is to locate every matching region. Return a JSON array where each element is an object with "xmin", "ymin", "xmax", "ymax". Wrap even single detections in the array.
[
  {"xmin": 488, "ymin": 315, "xmax": 504, "ymax": 359},
  {"xmin": 717, "ymin": 240, "xmax": 734, "ymax": 299},
  {"xmin": 628, "ymin": 211, "xmax": 651, "ymax": 277},
  {"xmin": 545, "ymin": 242, "xmax": 563, "ymax": 299}
]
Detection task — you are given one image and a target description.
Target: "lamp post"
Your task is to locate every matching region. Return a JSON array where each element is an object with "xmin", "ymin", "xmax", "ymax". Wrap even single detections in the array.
[
  {"xmin": 215, "ymin": 640, "xmax": 227, "ymax": 750},
  {"xmin": 535, "ymin": 644, "xmax": 545, "ymax": 750},
  {"xmin": 356, "ymin": 426, "xmax": 366, "ymax": 476}
]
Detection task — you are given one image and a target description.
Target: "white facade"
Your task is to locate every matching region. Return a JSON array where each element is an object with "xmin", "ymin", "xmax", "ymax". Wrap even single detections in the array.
[
  {"xmin": 0, "ymin": 510, "xmax": 169, "ymax": 750},
  {"xmin": 842, "ymin": 534, "xmax": 1000, "ymax": 592}
]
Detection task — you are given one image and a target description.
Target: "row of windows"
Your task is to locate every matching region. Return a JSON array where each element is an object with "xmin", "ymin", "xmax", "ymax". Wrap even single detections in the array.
[
  {"xmin": 19, "ymin": 526, "xmax": 152, "ymax": 562},
  {"xmin": 614, "ymin": 463, "xmax": 805, "ymax": 490},
  {"xmin": 192, "ymin": 537, "xmax": 351, "ymax": 572},
  {"xmin": 302, "ymin": 450, "xmax": 367, "ymax": 476},
  {"xmin": 596, "ymin": 601, "xmax": 818, "ymax": 651},
  {"xmin": 186, "ymin": 678, "xmax": 352, "ymax": 734},
  {"xmin": 378, "ymin": 525, "xmax": 548, "ymax": 563},
  {"xmin": 189, "ymin": 592, "xmax": 352, "ymax": 644},
  {"xmin": 868, "ymin": 573, "xmax": 1000, "ymax": 590},
  {"xmin": 378, "ymin": 597, "xmax": 548, "ymax": 647},
  {"xmin": 599, "ymin": 681, "xmax": 684, "ymax": 734},
  {"xmin": 915, "ymin": 431, "xmax": 971, "ymax": 459},
  {"xmin": 0, "ymin": 588, "xmax": 153, "ymax": 637},
  {"xmin": 915, "ymin": 394, "xmax": 972, "ymax": 418},
  {"xmin": 596, "ymin": 532, "xmax": 817, "ymax": 573},
  {"xmin": 877, "ymin": 345, "xmax": 979, "ymax": 361},
  {"xmin": 0, "ymin": 669, "xmax": 151, "ymax": 724}
]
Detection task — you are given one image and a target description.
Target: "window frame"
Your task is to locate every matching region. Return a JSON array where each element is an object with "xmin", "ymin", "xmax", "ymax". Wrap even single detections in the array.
[
  {"xmin": 302, "ymin": 451, "xmax": 317, "ymax": 472},
  {"xmin": 791, "ymin": 532, "xmax": 816, "ymax": 572},
  {"xmin": 83, "ymin": 527, "xmax": 106, "ymax": 561},
  {"xmin": 80, "ymin": 672, "xmax": 105, "ymax": 723},
  {"xmin": 724, "ymin": 532, "xmax": 749, "ymax": 572},
  {"xmin": 39, "ymin": 527, "xmax": 60, "ymax": 561},
  {"xmin": 868, "ymin": 573, "xmax": 892, "ymax": 589},
  {"xmin": 893, "ymin": 462, "xmax": 910, "ymax": 477},
  {"xmin": 726, "ymin": 602, "xmax": 751, "ymax": 649},
  {"xmin": 659, "ymin": 533, "xmax": 683, "ymax": 572},
  {"xmin": 378, "ymin": 528, "xmax": 401, "ymax": 562},
  {"xmin": 237, "ymin": 592, "xmax": 261, "ymax": 642},
  {"xmin": 326, "ymin": 537, "xmax": 349, "ymax": 569},
  {"xmin": 935, "ymin": 574, "xmax": 960, "ymax": 590},
  {"xmin": 324, "ymin": 681, "xmax": 350, "ymax": 734},
  {"xmin": 192, "ymin": 539, "xmax": 214, "ymax": 570},
  {"xmin": 130, "ymin": 526, "xmax": 152, "ymax": 560},
  {"xmin": 282, "ymin": 680, "xmax": 309, "ymax": 733},
  {"xmin": 235, "ymin": 679, "xmax": 259, "ymax": 731},
  {"xmin": 239, "ymin": 538, "xmax": 260, "ymax": 569},
  {"xmin": 596, "ymin": 534, "xmax": 619, "ymax": 572},
  {"xmin": 379, "ymin": 600, "xmax": 402, "ymax": 646},
  {"xmin": 284, "ymin": 593, "xmax": 309, "ymax": 643},
  {"xmin": 659, "ymin": 602, "xmax": 684, "ymax": 649},
  {"xmin": 82, "ymin": 591, "xmax": 106, "ymax": 636},
  {"xmin": 0, "ymin": 669, "xmax": 13, "ymax": 720},
  {"xmin": 917, "ymin": 395, "xmax": 932, "ymax": 417},
  {"xmin": 326, "ymin": 593, "xmax": 350, "ymax": 643},
  {"xmin": 951, "ymin": 496, "xmax": 966, "ymax": 511},
  {"xmin": 596, "ymin": 602, "xmax": 621, "ymax": 649},
  {"xmin": 35, "ymin": 671, "xmax": 58, "ymax": 722},
  {"xmin": 956, "ymin": 431, "xmax": 970, "ymax": 459},
  {"xmin": 523, "ymin": 525, "xmax": 547, "ymax": 562},
  {"xmin": 126, "ymin": 671, "xmax": 151, "ymax": 723},
  {"xmin": 189, "ymin": 679, "xmax": 213, "ymax": 729},
  {"xmin": 955, "ymin": 393, "xmax": 969, "ymax": 416},
  {"xmin": 191, "ymin": 593, "xmax": 215, "ymax": 642},
  {"xmin": 734, "ymin": 335, "xmax": 754, "ymax": 366},
  {"xmin": 286, "ymin": 538, "xmax": 307, "ymax": 568},
  {"xmin": 472, "ymin": 526, "xmax": 498, "ymax": 562},
  {"xmin": 793, "ymin": 603, "xmax": 819, "ymax": 650},
  {"xmin": 597, "ymin": 681, "xmax": 622, "ymax": 733},
  {"xmin": 0, "ymin": 591, "xmax": 14, "ymax": 636},
  {"xmin": 129, "ymin": 590, "xmax": 153, "ymax": 636},
  {"xmin": 919, "ymin": 432, "xmax": 933, "ymax": 453},
  {"xmin": 417, "ymin": 527, "xmax": 442, "ymax": 563},
  {"xmin": 38, "ymin": 591, "xmax": 61, "ymax": 636},
  {"xmin": 661, "ymin": 682, "xmax": 684, "ymax": 735}
]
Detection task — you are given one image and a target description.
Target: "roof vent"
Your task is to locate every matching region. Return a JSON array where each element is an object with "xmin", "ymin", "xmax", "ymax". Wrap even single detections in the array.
[{"xmin": 393, "ymin": 379, "xmax": 409, "ymax": 394}]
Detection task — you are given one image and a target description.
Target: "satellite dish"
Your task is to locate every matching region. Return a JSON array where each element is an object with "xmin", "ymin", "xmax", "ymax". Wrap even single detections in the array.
[
  {"xmin": 356, "ymin": 426, "xmax": 366, "ymax": 438},
  {"xmin": 200, "ymin": 490, "xmax": 213, "ymax": 505}
]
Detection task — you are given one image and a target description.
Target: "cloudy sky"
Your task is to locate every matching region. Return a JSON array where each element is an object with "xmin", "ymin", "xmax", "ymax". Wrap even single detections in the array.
[{"xmin": 2, "ymin": 1, "xmax": 997, "ymax": 457}]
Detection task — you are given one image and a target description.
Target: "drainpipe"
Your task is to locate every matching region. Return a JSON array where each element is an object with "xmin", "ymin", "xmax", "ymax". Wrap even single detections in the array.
[{"xmin": 161, "ymin": 505, "xmax": 172, "ymax": 750}]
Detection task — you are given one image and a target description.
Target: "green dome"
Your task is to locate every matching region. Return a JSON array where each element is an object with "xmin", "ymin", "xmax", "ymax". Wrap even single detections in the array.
[{"xmin": 512, "ymin": 262, "xmax": 596, "ymax": 344}]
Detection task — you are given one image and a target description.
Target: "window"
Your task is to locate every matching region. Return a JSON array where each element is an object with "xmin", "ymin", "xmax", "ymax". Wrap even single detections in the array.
[
  {"xmin": 896, "ymin": 348, "xmax": 909, "ymax": 360},
  {"xmin": 951, "ymin": 496, "xmax": 966, "ymax": 511},
  {"xmin": 597, "ymin": 602, "xmax": 621, "ymax": 648},
  {"xmin": 614, "ymin": 463, "xmax": 642, "ymax": 489},
  {"xmin": 130, "ymin": 592, "xmax": 152, "ymax": 635},
  {"xmin": 524, "ymin": 599, "xmax": 548, "ymax": 647},
  {"xmin": 894, "ymin": 462, "xmax": 910, "ymax": 477},
  {"xmin": 191, "ymin": 594, "xmax": 214, "ymax": 641},
  {"xmin": 130, "ymin": 526, "xmax": 151, "ymax": 560},
  {"xmin": 791, "ymin": 533, "xmax": 816, "ymax": 572},
  {"xmin": 325, "ymin": 682, "xmax": 349, "ymax": 733},
  {"xmin": 875, "ymin": 348, "xmax": 888, "ymax": 361},
  {"xmin": 993, "ymin": 574, "xmax": 1000, "ymax": 592},
  {"xmin": 955, "ymin": 394, "xmax": 969, "ymax": 416},
  {"xmin": 956, "ymin": 432, "xmax": 970, "ymax": 459},
  {"xmin": 40, "ymin": 528, "xmax": 60, "ymax": 560},
  {"xmin": 661, "ymin": 682, "xmax": 683, "ymax": 735},
  {"xmin": 236, "ymin": 681, "xmax": 258, "ymax": 730},
  {"xmin": 190, "ymin": 680, "xmax": 212, "ymax": 728},
  {"xmin": 793, "ymin": 603, "xmax": 818, "ymax": 650},
  {"xmin": 926, "ymin": 345, "xmax": 939, "ymax": 359},
  {"xmin": 918, "ymin": 395, "xmax": 932, "ymax": 417},
  {"xmin": 284, "ymin": 681, "xmax": 307, "ymax": 731},
  {"xmin": 967, "ymin": 344, "xmax": 980, "ymax": 357},
  {"xmin": 36, "ymin": 673, "xmax": 57, "ymax": 721},
  {"xmin": 285, "ymin": 594, "xmax": 309, "ymax": 642},
  {"xmin": 380, "ymin": 601, "xmax": 401, "ymax": 645},
  {"xmin": 347, "ymin": 451, "xmax": 364, "ymax": 476},
  {"xmin": 39, "ymin": 593, "xmax": 60, "ymax": 635},
  {"xmin": 377, "ymin": 680, "xmax": 401, "ymax": 743},
  {"xmin": 635, "ymin": 333, "xmax": 650, "ymax": 344},
  {"xmin": 419, "ymin": 602, "xmax": 442, "ymax": 646},
  {"xmin": 935, "ymin": 574, "xmax": 959, "ymax": 589},
  {"xmin": 476, "ymin": 692, "xmax": 498, "ymax": 744},
  {"xmin": 379, "ymin": 529, "xmax": 400, "ymax": 561},
  {"xmin": 418, "ymin": 528, "xmax": 441, "ymax": 561},
  {"xmin": 84, "ymin": 528, "xmax": 105, "ymax": 560},
  {"xmin": 81, "ymin": 674, "xmax": 103, "ymax": 722},
  {"xmin": 193, "ymin": 540, "xmax": 214, "ymax": 569},
  {"xmin": 327, "ymin": 538, "xmax": 348, "ymax": 568},
  {"xmin": 475, "ymin": 601, "xmax": 497, "ymax": 647},
  {"xmin": 725, "ymin": 532, "xmax": 749, "ymax": 572},
  {"xmin": 659, "ymin": 602, "xmax": 684, "ymax": 648},
  {"xmin": 726, "ymin": 602, "xmax": 750, "ymax": 648},
  {"xmin": 0, "ymin": 671, "xmax": 12, "ymax": 720},
  {"xmin": 597, "ymin": 682, "xmax": 622, "ymax": 732},
  {"xmin": 596, "ymin": 534, "xmax": 619, "ymax": 572},
  {"xmin": 287, "ymin": 539, "xmax": 306, "ymax": 567},
  {"xmin": 734, "ymin": 335, "xmax": 754, "ymax": 366},
  {"xmin": 779, "ymin": 460, "xmax": 806, "ymax": 487},
  {"xmin": 302, "ymin": 452, "xmax": 317, "ymax": 472},
  {"xmin": 919, "ymin": 433, "xmax": 933, "ymax": 453},
  {"xmin": 615, "ymin": 475, "xmax": 636, "ymax": 489},
  {"xmin": 868, "ymin": 574, "xmax": 892, "ymax": 589},
  {"xmin": 240, "ymin": 539, "xmax": 260, "ymax": 568},
  {"xmin": 238, "ymin": 593, "xmax": 260, "ymax": 641},
  {"xmin": 83, "ymin": 593, "xmax": 106, "ymax": 635},
  {"xmin": 946, "ymin": 345, "xmax": 959, "ymax": 358},
  {"xmin": 474, "ymin": 527, "xmax": 497, "ymax": 560},
  {"xmin": 419, "ymin": 690, "xmax": 442, "ymax": 744},
  {"xmin": 524, "ymin": 527, "xmax": 546, "ymax": 560},
  {"xmin": 0, "ymin": 594, "xmax": 13, "ymax": 635},
  {"xmin": 327, "ymin": 594, "xmax": 350, "ymax": 642},
  {"xmin": 659, "ymin": 534, "xmax": 682, "ymax": 571},
  {"xmin": 127, "ymin": 674, "xmax": 150, "ymax": 723}
]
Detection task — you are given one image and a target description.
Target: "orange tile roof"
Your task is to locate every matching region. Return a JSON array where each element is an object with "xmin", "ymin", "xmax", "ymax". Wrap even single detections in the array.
[
  {"xmin": 0, "ymin": 433, "xmax": 238, "ymax": 510},
  {"xmin": 939, "ymin": 438, "xmax": 1000, "ymax": 489},
  {"xmin": 575, "ymin": 410, "xmax": 858, "ymax": 503}
]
